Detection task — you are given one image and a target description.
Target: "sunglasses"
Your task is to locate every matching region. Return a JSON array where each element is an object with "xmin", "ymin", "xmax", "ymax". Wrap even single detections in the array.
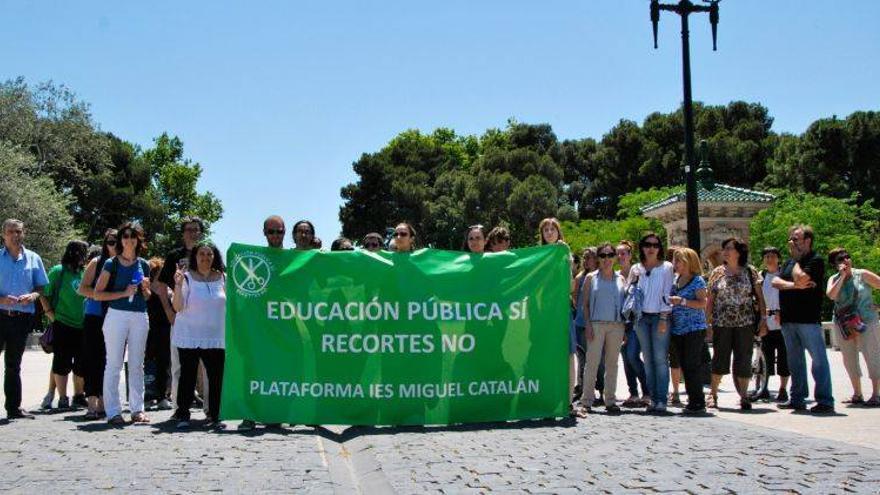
[
  {"xmin": 394, "ymin": 232, "xmax": 410, "ymax": 238},
  {"xmin": 597, "ymin": 252, "xmax": 615, "ymax": 259},
  {"xmin": 836, "ymin": 254, "xmax": 851, "ymax": 263},
  {"xmin": 121, "ymin": 233, "xmax": 137, "ymax": 239},
  {"xmin": 643, "ymin": 242, "xmax": 661, "ymax": 249},
  {"xmin": 265, "ymin": 228, "xmax": 285, "ymax": 235},
  {"xmin": 364, "ymin": 242, "xmax": 380, "ymax": 249},
  {"xmin": 105, "ymin": 240, "xmax": 117, "ymax": 246}
]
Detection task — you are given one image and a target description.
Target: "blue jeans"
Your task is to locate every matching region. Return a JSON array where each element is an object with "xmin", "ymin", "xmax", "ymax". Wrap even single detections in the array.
[
  {"xmin": 636, "ymin": 314, "xmax": 671, "ymax": 406},
  {"xmin": 781, "ymin": 322, "xmax": 834, "ymax": 407},
  {"xmin": 622, "ymin": 323, "xmax": 647, "ymax": 397}
]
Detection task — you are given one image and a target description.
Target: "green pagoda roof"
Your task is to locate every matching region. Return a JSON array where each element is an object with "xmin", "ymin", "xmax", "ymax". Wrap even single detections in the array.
[{"xmin": 640, "ymin": 184, "xmax": 775, "ymax": 214}]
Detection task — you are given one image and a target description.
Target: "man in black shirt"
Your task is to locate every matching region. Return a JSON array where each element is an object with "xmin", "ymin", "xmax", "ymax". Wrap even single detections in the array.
[{"xmin": 772, "ymin": 225, "xmax": 834, "ymax": 413}]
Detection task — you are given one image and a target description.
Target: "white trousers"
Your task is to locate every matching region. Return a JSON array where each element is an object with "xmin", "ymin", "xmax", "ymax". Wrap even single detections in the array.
[{"xmin": 102, "ymin": 308, "xmax": 149, "ymax": 418}]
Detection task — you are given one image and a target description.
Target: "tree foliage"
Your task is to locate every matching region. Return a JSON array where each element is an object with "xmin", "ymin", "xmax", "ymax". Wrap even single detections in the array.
[
  {"xmin": 750, "ymin": 192, "xmax": 880, "ymax": 306},
  {"xmin": 0, "ymin": 142, "xmax": 78, "ymax": 265},
  {"xmin": 0, "ymin": 78, "xmax": 223, "ymax": 256}
]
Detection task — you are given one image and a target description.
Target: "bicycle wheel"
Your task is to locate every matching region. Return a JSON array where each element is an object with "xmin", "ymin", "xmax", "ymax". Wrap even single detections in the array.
[{"xmin": 750, "ymin": 342, "xmax": 769, "ymax": 397}]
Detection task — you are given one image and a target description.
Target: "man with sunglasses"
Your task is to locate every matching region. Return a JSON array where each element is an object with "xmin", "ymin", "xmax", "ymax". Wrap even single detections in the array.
[
  {"xmin": 0, "ymin": 219, "xmax": 49, "ymax": 419},
  {"xmin": 263, "ymin": 216, "xmax": 285, "ymax": 248},
  {"xmin": 772, "ymin": 225, "xmax": 834, "ymax": 414},
  {"xmin": 238, "ymin": 216, "xmax": 289, "ymax": 432}
]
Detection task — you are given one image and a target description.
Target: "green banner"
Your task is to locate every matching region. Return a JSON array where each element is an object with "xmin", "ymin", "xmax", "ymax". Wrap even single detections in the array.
[{"xmin": 220, "ymin": 243, "xmax": 570, "ymax": 425}]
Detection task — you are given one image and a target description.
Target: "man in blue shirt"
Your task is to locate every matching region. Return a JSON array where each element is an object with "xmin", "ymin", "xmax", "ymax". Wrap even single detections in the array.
[{"xmin": 0, "ymin": 219, "xmax": 49, "ymax": 419}]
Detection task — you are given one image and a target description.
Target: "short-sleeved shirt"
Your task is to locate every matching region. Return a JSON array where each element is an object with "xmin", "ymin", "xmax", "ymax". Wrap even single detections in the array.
[
  {"xmin": 709, "ymin": 265, "xmax": 761, "ymax": 328},
  {"xmin": 103, "ymin": 257, "xmax": 150, "ymax": 313},
  {"xmin": 158, "ymin": 246, "xmax": 191, "ymax": 291},
  {"xmin": 779, "ymin": 251, "xmax": 825, "ymax": 324},
  {"xmin": 44, "ymin": 265, "xmax": 85, "ymax": 328},
  {"xmin": 0, "ymin": 246, "xmax": 49, "ymax": 314},
  {"xmin": 671, "ymin": 275, "xmax": 708, "ymax": 335},
  {"xmin": 830, "ymin": 269, "xmax": 878, "ymax": 325},
  {"xmin": 761, "ymin": 271, "xmax": 782, "ymax": 331}
]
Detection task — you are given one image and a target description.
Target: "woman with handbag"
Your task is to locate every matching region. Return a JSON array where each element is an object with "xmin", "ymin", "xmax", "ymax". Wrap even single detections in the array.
[
  {"xmin": 826, "ymin": 248, "xmax": 880, "ymax": 406},
  {"xmin": 706, "ymin": 237, "xmax": 768, "ymax": 410},
  {"xmin": 630, "ymin": 233, "xmax": 674, "ymax": 413},
  {"xmin": 38, "ymin": 240, "xmax": 90, "ymax": 410}
]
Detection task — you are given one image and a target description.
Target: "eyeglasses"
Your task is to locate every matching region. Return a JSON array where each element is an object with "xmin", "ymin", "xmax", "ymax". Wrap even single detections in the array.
[
  {"xmin": 295, "ymin": 229, "xmax": 313, "ymax": 235},
  {"xmin": 183, "ymin": 227, "xmax": 202, "ymax": 234},
  {"xmin": 105, "ymin": 240, "xmax": 117, "ymax": 246},
  {"xmin": 394, "ymin": 232, "xmax": 410, "ymax": 238},
  {"xmin": 643, "ymin": 242, "xmax": 661, "ymax": 249},
  {"xmin": 597, "ymin": 252, "xmax": 615, "ymax": 259},
  {"xmin": 265, "ymin": 228, "xmax": 285, "ymax": 235},
  {"xmin": 364, "ymin": 242, "xmax": 380, "ymax": 249}
]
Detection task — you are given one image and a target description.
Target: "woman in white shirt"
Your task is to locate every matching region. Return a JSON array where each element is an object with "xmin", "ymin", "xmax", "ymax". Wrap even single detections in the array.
[
  {"xmin": 171, "ymin": 241, "xmax": 226, "ymax": 429},
  {"xmin": 630, "ymin": 233, "xmax": 674, "ymax": 413}
]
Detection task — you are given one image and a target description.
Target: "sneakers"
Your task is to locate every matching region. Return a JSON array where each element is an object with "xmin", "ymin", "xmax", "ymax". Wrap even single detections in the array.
[
  {"xmin": 176, "ymin": 419, "xmax": 190, "ymax": 429},
  {"xmin": 810, "ymin": 403, "xmax": 835, "ymax": 415},
  {"xmin": 40, "ymin": 392, "xmax": 54, "ymax": 410},
  {"xmin": 72, "ymin": 394, "xmax": 88, "ymax": 409},
  {"xmin": 57, "ymin": 396, "xmax": 70, "ymax": 410},
  {"xmin": 238, "ymin": 419, "xmax": 256, "ymax": 431},
  {"xmin": 157, "ymin": 399, "xmax": 173, "ymax": 410}
]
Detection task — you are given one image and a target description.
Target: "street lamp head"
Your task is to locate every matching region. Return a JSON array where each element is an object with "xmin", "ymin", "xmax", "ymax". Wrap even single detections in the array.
[
  {"xmin": 704, "ymin": 0, "xmax": 720, "ymax": 51},
  {"xmin": 650, "ymin": 1, "xmax": 660, "ymax": 49}
]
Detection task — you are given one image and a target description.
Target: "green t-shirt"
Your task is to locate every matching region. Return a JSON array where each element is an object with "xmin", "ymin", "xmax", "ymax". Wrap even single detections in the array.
[{"xmin": 45, "ymin": 265, "xmax": 85, "ymax": 329}]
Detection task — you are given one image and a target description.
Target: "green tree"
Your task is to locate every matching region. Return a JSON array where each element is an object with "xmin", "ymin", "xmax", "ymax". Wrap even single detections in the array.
[
  {"xmin": 0, "ymin": 142, "xmax": 78, "ymax": 265},
  {"xmin": 142, "ymin": 133, "xmax": 223, "ymax": 255},
  {"xmin": 749, "ymin": 192, "xmax": 880, "ymax": 306}
]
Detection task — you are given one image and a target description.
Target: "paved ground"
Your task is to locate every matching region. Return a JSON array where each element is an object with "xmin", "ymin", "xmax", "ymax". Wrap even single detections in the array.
[{"xmin": 2, "ymin": 348, "xmax": 879, "ymax": 493}]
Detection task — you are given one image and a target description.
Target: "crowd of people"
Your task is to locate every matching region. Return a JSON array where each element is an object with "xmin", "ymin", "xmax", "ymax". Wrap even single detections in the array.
[{"xmin": 1, "ymin": 214, "xmax": 879, "ymax": 430}]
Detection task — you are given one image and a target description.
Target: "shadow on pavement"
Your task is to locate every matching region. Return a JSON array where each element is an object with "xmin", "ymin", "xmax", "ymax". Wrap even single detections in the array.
[{"xmin": 314, "ymin": 416, "xmax": 578, "ymax": 442}]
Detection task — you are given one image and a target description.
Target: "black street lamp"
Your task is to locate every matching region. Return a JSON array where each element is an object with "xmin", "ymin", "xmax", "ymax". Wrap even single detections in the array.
[{"xmin": 651, "ymin": 0, "xmax": 720, "ymax": 252}]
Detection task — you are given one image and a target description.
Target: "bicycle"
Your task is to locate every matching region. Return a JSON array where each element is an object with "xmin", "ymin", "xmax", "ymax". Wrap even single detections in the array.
[{"xmin": 749, "ymin": 335, "xmax": 770, "ymax": 400}]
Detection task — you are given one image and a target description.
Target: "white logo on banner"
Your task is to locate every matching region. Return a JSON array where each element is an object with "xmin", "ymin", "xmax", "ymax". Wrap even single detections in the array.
[{"xmin": 231, "ymin": 252, "xmax": 272, "ymax": 297}]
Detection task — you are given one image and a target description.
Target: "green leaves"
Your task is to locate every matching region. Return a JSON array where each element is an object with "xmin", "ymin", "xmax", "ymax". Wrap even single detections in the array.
[{"xmin": 0, "ymin": 79, "xmax": 223, "ymax": 257}]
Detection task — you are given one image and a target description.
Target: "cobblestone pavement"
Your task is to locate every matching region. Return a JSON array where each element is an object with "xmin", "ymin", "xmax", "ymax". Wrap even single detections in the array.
[{"xmin": 2, "ymin": 406, "xmax": 879, "ymax": 494}]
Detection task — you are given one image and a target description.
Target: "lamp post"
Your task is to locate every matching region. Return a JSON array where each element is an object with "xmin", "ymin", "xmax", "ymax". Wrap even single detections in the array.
[{"xmin": 651, "ymin": 0, "xmax": 719, "ymax": 252}]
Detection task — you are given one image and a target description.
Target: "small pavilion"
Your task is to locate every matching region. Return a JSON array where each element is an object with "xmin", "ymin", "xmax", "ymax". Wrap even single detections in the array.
[{"xmin": 640, "ymin": 184, "xmax": 775, "ymax": 268}]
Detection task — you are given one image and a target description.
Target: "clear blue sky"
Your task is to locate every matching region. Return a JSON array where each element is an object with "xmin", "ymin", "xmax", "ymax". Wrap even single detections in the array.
[{"xmin": 4, "ymin": 1, "xmax": 878, "ymax": 252}]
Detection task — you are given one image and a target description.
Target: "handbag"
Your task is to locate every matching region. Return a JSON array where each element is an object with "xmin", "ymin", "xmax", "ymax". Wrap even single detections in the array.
[
  {"xmin": 746, "ymin": 266, "xmax": 762, "ymax": 334},
  {"xmin": 622, "ymin": 275, "xmax": 643, "ymax": 324},
  {"xmin": 834, "ymin": 275, "xmax": 867, "ymax": 340},
  {"xmin": 39, "ymin": 270, "xmax": 65, "ymax": 354}
]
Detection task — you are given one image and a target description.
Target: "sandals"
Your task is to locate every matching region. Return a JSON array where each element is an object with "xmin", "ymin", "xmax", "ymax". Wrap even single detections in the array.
[
  {"xmin": 131, "ymin": 412, "xmax": 150, "ymax": 424},
  {"xmin": 574, "ymin": 405, "xmax": 591, "ymax": 418},
  {"xmin": 107, "ymin": 414, "xmax": 126, "ymax": 426},
  {"xmin": 83, "ymin": 411, "xmax": 100, "ymax": 421},
  {"xmin": 707, "ymin": 394, "xmax": 718, "ymax": 409},
  {"xmin": 865, "ymin": 396, "xmax": 880, "ymax": 407},
  {"xmin": 843, "ymin": 395, "xmax": 865, "ymax": 405}
]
